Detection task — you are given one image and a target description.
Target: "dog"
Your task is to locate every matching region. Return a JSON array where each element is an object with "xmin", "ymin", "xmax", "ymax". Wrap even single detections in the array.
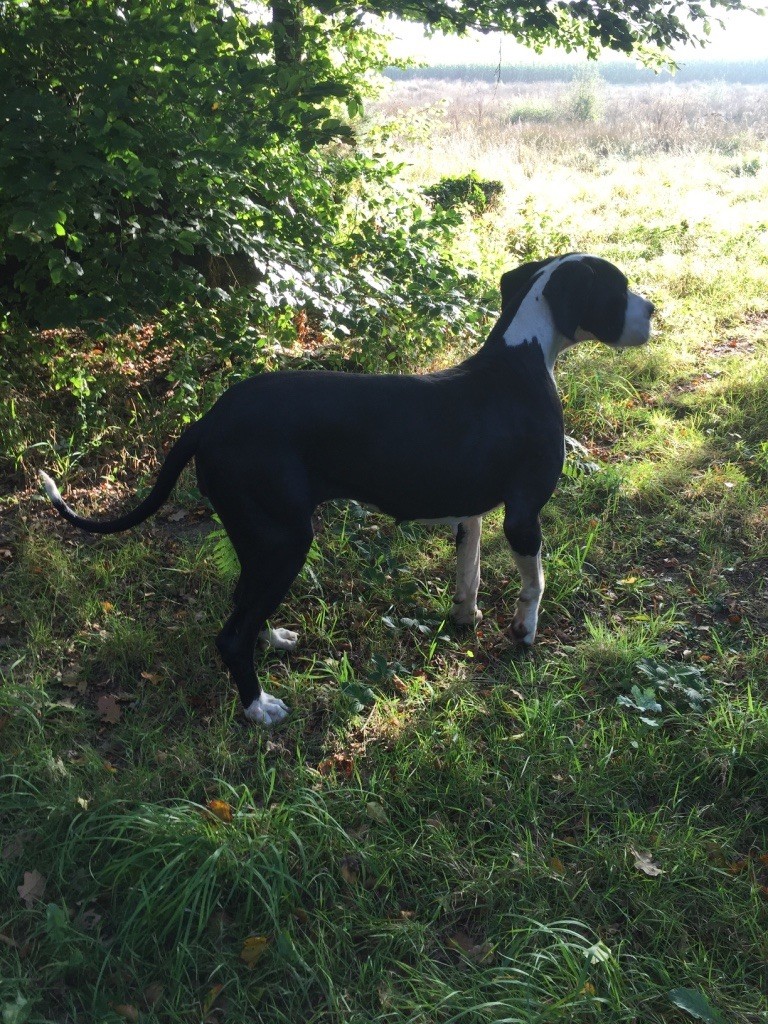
[{"xmin": 40, "ymin": 253, "xmax": 654, "ymax": 725}]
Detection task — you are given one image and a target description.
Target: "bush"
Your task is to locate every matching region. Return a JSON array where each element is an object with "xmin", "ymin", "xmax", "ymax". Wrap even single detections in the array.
[
  {"xmin": 424, "ymin": 172, "xmax": 504, "ymax": 216},
  {"xmin": 568, "ymin": 66, "xmax": 605, "ymax": 123}
]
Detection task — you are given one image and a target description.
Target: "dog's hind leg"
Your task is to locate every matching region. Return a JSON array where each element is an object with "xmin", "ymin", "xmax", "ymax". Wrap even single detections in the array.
[
  {"xmin": 214, "ymin": 514, "xmax": 313, "ymax": 725},
  {"xmin": 449, "ymin": 516, "xmax": 483, "ymax": 627},
  {"xmin": 503, "ymin": 511, "xmax": 544, "ymax": 646}
]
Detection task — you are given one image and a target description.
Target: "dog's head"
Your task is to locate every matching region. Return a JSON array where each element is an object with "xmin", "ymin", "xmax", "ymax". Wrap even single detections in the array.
[{"xmin": 500, "ymin": 254, "xmax": 654, "ymax": 349}]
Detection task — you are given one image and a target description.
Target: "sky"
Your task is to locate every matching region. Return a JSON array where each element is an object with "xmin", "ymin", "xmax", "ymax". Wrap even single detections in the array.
[{"xmin": 386, "ymin": 6, "xmax": 767, "ymax": 65}]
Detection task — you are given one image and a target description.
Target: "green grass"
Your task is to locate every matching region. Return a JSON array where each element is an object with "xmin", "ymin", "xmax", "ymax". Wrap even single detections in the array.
[{"xmin": 2, "ymin": 79, "xmax": 768, "ymax": 1023}]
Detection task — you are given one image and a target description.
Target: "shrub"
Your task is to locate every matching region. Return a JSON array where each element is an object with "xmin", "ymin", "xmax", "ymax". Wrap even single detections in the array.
[
  {"xmin": 568, "ymin": 66, "xmax": 605, "ymax": 123},
  {"xmin": 424, "ymin": 172, "xmax": 504, "ymax": 215}
]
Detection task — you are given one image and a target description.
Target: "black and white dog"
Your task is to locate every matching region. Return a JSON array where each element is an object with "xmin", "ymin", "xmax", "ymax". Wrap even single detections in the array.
[{"xmin": 40, "ymin": 253, "xmax": 653, "ymax": 725}]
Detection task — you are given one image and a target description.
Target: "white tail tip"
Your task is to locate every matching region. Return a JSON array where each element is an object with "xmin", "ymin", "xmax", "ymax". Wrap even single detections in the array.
[{"xmin": 39, "ymin": 470, "xmax": 62, "ymax": 504}]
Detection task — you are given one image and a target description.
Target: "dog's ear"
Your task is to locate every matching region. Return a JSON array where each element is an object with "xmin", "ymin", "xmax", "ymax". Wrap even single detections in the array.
[
  {"xmin": 541, "ymin": 260, "xmax": 595, "ymax": 340},
  {"xmin": 500, "ymin": 257, "xmax": 554, "ymax": 311}
]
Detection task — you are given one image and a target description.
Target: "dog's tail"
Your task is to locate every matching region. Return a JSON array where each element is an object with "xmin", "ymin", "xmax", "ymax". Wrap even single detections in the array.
[{"xmin": 39, "ymin": 419, "xmax": 204, "ymax": 535}]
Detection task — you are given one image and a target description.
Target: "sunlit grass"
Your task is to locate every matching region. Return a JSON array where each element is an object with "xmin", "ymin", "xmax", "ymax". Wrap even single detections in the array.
[{"xmin": 2, "ymin": 77, "xmax": 768, "ymax": 1023}]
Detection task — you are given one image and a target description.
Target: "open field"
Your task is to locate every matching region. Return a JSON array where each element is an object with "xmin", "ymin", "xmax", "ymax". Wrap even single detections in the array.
[{"xmin": 2, "ymin": 78, "xmax": 768, "ymax": 1022}]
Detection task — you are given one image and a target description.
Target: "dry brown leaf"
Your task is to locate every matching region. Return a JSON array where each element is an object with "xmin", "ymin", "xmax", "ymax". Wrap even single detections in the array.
[
  {"xmin": 339, "ymin": 854, "xmax": 361, "ymax": 886},
  {"xmin": 61, "ymin": 668, "xmax": 88, "ymax": 693},
  {"xmin": 206, "ymin": 799, "xmax": 233, "ymax": 824},
  {"xmin": 549, "ymin": 856, "xmax": 566, "ymax": 875},
  {"xmin": 97, "ymin": 694, "xmax": 122, "ymax": 725},
  {"xmin": 265, "ymin": 739, "xmax": 289, "ymax": 758},
  {"xmin": 142, "ymin": 982, "xmax": 164, "ymax": 1007},
  {"xmin": 140, "ymin": 671, "xmax": 162, "ymax": 685},
  {"xmin": 17, "ymin": 869, "xmax": 46, "ymax": 908},
  {"xmin": 445, "ymin": 930, "xmax": 494, "ymax": 962},
  {"xmin": 202, "ymin": 984, "xmax": 225, "ymax": 1016},
  {"xmin": 110, "ymin": 1005, "xmax": 139, "ymax": 1022},
  {"xmin": 630, "ymin": 847, "xmax": 664, "ymax": 877},
  {"xmin": 727, "ymin": 858, "xmax": 749, "ymax": 874},
  {"xmin": 317, "ymin": 753, "xmax": 354, "ymax": 777},
  {"xmin": 240, "ymin": 935, "xmax": 270, "ymax": 967}
]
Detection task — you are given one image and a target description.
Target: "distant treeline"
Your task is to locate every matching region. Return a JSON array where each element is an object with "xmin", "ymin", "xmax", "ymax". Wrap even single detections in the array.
[{"xmin": 385, "ymin": 59, "xmax": 768, "ymax": 85}]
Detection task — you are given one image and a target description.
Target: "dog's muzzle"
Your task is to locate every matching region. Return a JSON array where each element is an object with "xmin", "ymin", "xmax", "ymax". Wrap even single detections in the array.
[{"xmin": 618, "ymin": 291, "xmax": 655, "ymax": 347}]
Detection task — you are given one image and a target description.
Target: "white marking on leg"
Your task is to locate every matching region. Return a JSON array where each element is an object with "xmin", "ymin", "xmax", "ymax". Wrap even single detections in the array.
[
  {"xmin": 510, "ymin": 549, "xmax": 544, "ymax": 645},
  {"xmin": 244, "ymin": 691, "xmax": 290, "ymax": 725},
  {"xmin": 449, "ymin": 516, "xmax": 483, "ymax": 627},
  {"xmin": 259, "ymin": 626, "xmax": 299, "ymax": 651}
]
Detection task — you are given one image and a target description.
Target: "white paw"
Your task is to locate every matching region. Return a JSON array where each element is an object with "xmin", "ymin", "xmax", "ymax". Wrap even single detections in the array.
[
  {"xmin": 512, "ymin": 602, "xmax": 538, "ymax": 646},
  {"xmin": 244, "ymin": 691, "xmax": 290, "ymax": 726},
  {"xmin": 259, "ymin": 627, "xmax": 299, "ymax": 652},
  {"xmin": 450, "ymin": 602, "xmax": 483, "ymax": 628}
]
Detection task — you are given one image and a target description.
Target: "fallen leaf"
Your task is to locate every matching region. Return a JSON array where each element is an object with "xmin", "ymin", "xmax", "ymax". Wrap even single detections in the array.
[
  {"xmin": 339, "ymin": 854, "xmax": 361, "ymax": 885},
  {"xmin": 140, "ymin": 670, "xmax": 162, "ymax": 685},
  {"xmin": 668, "ymin": 986, "xmax": 726, "ymax": 1023},
  {"xmin": 630, "ymin": 847, "xmax": 664, "ymax": 877},
  {"xmin": 581, "ymin": 982, "xmax": 597, "ymax": 996},
  {"xmin": 75, "ymin": 796, "xmax": 89, "ymax": 811},
  {"xmin": 365, "ymin": 801, "xmax": 389, "ymax": 825},
  {"xmin": 142, "ymin": 982, "xmax": 164, "ymax": 1007},
  {"xmin": 202, "ymin": 983, "xmax": 224, "ymax": 1017},
  {"xmin": 168, "ymin": 508, "xmax": 188, "ymax": 521},
  {"xmin": 727, "ymin": 858, "xmax": 749, "ymax": 874},
  {"xmin": 265, "ymin": 739, "xmax": 289, "ymax": 757},
  {"xmin": 61, "ymin": 668, "xmax": 87, "ymax": 693},
  {"xmin": 549, "ymin": 856, "xmax": 566, "ymax": 875},
  {"xmin": 101, "ymin": 601, "xmax": 114, "ymax": 613},
  {"xmin": 240, "ymin": 935, "xmax": 269, "ymax": 967},
  {"xmin": 111, "ymin": 1005, "xmax": 139, "ymax": 1022},
  {"xmin": 206, "ymin": 799, "xmax": 233, "ymax": 824},
  {"xmin": 97, "ymin": 694, "xmax": 121, "ymax": 725},
  {"xmin": 317, "ymin": 753, "xmax": 354, "ymax": 777},
  {"xmin": 2, "ymin": 833, "xmax": 29, "ymax": 861},
  {"xmin": 17, "ymin": 870, "xmax": 46, "ymax": 908},
  {"xmin": 445, "ymin": 930, "xmax": 494, "ymax": 962}
]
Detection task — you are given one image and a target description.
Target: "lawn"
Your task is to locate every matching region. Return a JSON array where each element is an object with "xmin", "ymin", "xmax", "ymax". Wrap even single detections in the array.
[{"xmin": 1, "ymin": 74, "xmax": 767, "ymax": 1023}]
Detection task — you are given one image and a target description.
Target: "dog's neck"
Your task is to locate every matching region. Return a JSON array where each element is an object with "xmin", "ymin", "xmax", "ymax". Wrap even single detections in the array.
[
  {"xmin": 494, "ymin": 293, "xmax": 573, "ymax": 377},
  {"xmin": 493, "ymin": 257, "xmax": 582, "ymax": 376}
]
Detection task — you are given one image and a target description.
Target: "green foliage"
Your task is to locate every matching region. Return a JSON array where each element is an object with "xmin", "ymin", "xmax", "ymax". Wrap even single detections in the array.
[
  {"xmin": 617, "ymin": 660, "xmax": 713, "ymax": 726},
  {"xmin": 567, "ymin": 66, "xmax": 605, "ymax": 123},
  {"xmin": 0, "ymin": 0, "xmax": 385, "ymax": 324},
  {"xmin": 424, "ymin": 172, "xmax": 504, "ymax": 216},
  {"xmin": 507, "ymin": 199, "xmax": 573, "ymax": 263}
]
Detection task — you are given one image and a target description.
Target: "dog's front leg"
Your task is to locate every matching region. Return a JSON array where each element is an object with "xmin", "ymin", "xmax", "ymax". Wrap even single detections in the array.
[
  {"xmin": 449, "ymin": 515, "xmax": 483, "ymax": 626},
  {"xmin": 504, "ymin": 512, "xmax": 544, "ymax": 645}
]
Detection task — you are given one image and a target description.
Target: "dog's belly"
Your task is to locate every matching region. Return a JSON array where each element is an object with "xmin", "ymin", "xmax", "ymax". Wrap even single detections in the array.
[{"xmin": 411, "ymin": 511, "xmax": 495, "ymax": 527}]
